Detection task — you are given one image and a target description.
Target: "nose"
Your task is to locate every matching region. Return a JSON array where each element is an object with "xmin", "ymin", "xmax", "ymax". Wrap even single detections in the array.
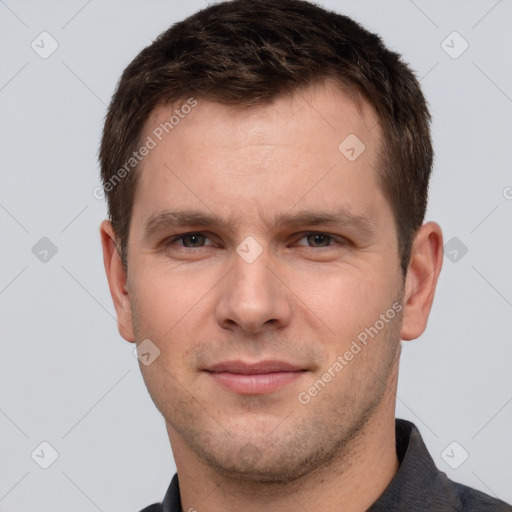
[{"xmin": 215, "ymin": 244, "xmax": 292, "ymax": 334}]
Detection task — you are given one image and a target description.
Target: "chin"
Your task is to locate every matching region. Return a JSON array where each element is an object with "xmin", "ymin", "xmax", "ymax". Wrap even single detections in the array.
[
  {"xmin": 195, "ymin": 430, "xmax": 346, "ymax": 486},
  {"xmin": 206, "ymin": 453, "xmax": 315, "ymax": 485}
]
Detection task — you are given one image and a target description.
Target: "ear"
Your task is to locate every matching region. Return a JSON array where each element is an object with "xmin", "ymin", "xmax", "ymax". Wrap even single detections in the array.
[
  {"xmin": 400, "ymin": 221, "xmax": 443, "ymax": 341},
  {"xmin": 100, "ymin": 220, "xmax": 136, "ymax": 343}
]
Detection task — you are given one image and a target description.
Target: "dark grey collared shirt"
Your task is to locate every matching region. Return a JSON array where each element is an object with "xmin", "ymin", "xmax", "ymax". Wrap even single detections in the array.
[{"xmin": 140, "ymin": 418, "xmax": 512, "ymax": 512}]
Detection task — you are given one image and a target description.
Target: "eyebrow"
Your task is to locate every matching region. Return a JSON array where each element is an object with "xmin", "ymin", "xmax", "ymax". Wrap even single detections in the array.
[{"xmin": 143, "ymin": 207, "xmax": 376, "ymax": 240}]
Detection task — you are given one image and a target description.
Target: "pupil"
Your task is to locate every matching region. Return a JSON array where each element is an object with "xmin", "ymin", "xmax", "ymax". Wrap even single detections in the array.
[
  {"xmin": 186, "ymin": 234, "xmax": 202, "ymax": 247},
  {"xmin": 310, "ymin": 234, "xmax": 328, "ymax": 247}
]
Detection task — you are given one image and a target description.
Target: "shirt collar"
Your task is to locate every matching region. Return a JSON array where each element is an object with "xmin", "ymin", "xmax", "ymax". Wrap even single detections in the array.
[{"xmin": 368, "ymin": 418, "xmax": 459, "ymax": 511}]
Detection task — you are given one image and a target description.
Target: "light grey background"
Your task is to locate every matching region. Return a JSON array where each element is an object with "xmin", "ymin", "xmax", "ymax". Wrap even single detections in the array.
[{"xmin": 1, "ymin": 0, "xmax": 511, "ymax": 510}]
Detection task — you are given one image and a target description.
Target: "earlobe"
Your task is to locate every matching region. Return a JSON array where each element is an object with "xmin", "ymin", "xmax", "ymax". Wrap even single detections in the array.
[
  {"xmin": 400, "ymin": 222, "xmax": 444, "ymax": 341},
  {"xmin": 99, "ymin": 220, "xmax": 136, "ymax": 343}
]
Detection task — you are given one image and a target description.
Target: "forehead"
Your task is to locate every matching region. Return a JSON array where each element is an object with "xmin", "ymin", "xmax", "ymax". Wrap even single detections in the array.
[
  {"xmin": 144, "ymin": 80, "xmax": 379, "ymax": 151},
  {"xmin": 131, "ymin": 80, "xmax": 388, "ymax": 234}
]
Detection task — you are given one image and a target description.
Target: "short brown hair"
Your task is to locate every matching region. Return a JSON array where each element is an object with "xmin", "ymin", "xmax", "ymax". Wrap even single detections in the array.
[{"xmin": 99, "ymin": 0, "xmax": 433, "ymax": 277}]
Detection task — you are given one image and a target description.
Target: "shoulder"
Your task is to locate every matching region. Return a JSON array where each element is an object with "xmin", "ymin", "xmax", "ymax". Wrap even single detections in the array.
[
  {"xmin": 385, "ymin": 419, "xmax": 512, "ymax": 511},
  {"xmin": 452, "ymin": 481, "xmax": 512, "ymax": 511},
  {"xmin": 136, "ymin": 473, "xmax": 180, "ymax": 512},
  {"xmin": 137, "ymin": 504, "xmax": 163, "ymax": 512}
]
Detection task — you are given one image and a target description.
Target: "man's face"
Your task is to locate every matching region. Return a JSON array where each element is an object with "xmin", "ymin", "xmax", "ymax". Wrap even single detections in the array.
[{"xmin": 124, "ymin": 81, "xmax": 405, "ymax": 482}]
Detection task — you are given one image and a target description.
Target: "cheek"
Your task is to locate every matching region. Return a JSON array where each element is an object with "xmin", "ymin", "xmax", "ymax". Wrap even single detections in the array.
[
  {"xmin": 292, "ymin": 264, "xmax": 393, "ymax": 341},
  {"xmin": 130, "ymin": 263, "xmax": 205, "ymax": 336},
  {"xmin": 139, "ymin": 358, "xmax": 194, "ymax": 423},
  {"xmin": 130, "ymin": 265, "xmax": 219, "ymax": 385}
]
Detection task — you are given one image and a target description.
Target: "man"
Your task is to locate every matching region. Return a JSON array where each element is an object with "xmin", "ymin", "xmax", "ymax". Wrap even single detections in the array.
[{"xmin": 98, "ymin": 0, "xmax": 512, "ymax": 510}]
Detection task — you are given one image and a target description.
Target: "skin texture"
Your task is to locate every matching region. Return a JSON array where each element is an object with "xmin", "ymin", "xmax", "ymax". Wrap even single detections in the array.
[{"xmin": 101, "ymin": 80, "xmax": 443, "ymax": 512}]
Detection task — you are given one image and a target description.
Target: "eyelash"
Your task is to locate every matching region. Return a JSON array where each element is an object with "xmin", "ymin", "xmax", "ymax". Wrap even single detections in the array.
[{"xmin": 163, "ymin": 232, "xmax": 347, "ymax": 250}]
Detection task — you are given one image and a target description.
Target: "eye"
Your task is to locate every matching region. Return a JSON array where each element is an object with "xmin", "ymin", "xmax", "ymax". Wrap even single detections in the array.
[
  {"xmin": 166, "ymin": 232, "xmax": 214, "ymax": 248},
  {"xmin": 294, "ymin": 232, "xmax": 344, "ymax": 248},
  {"xmin": 162, "ymin": 231, "xmax": 346, "ymax": 251}
]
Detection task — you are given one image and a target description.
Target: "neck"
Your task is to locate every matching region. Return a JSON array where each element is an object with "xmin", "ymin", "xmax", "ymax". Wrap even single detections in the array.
[{"xmin": 168, "ymin": 387, "xmax": 399, "ymax": 512}]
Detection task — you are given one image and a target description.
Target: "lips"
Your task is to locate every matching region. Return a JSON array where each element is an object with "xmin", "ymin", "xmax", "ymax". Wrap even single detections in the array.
[
  {"xmin": 204, "ymin": 360, "xmax": 307, "ymax": 394},
  {"xmin": 207, "ymin": 360, "xmax": 303, "ymax": 374}
]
